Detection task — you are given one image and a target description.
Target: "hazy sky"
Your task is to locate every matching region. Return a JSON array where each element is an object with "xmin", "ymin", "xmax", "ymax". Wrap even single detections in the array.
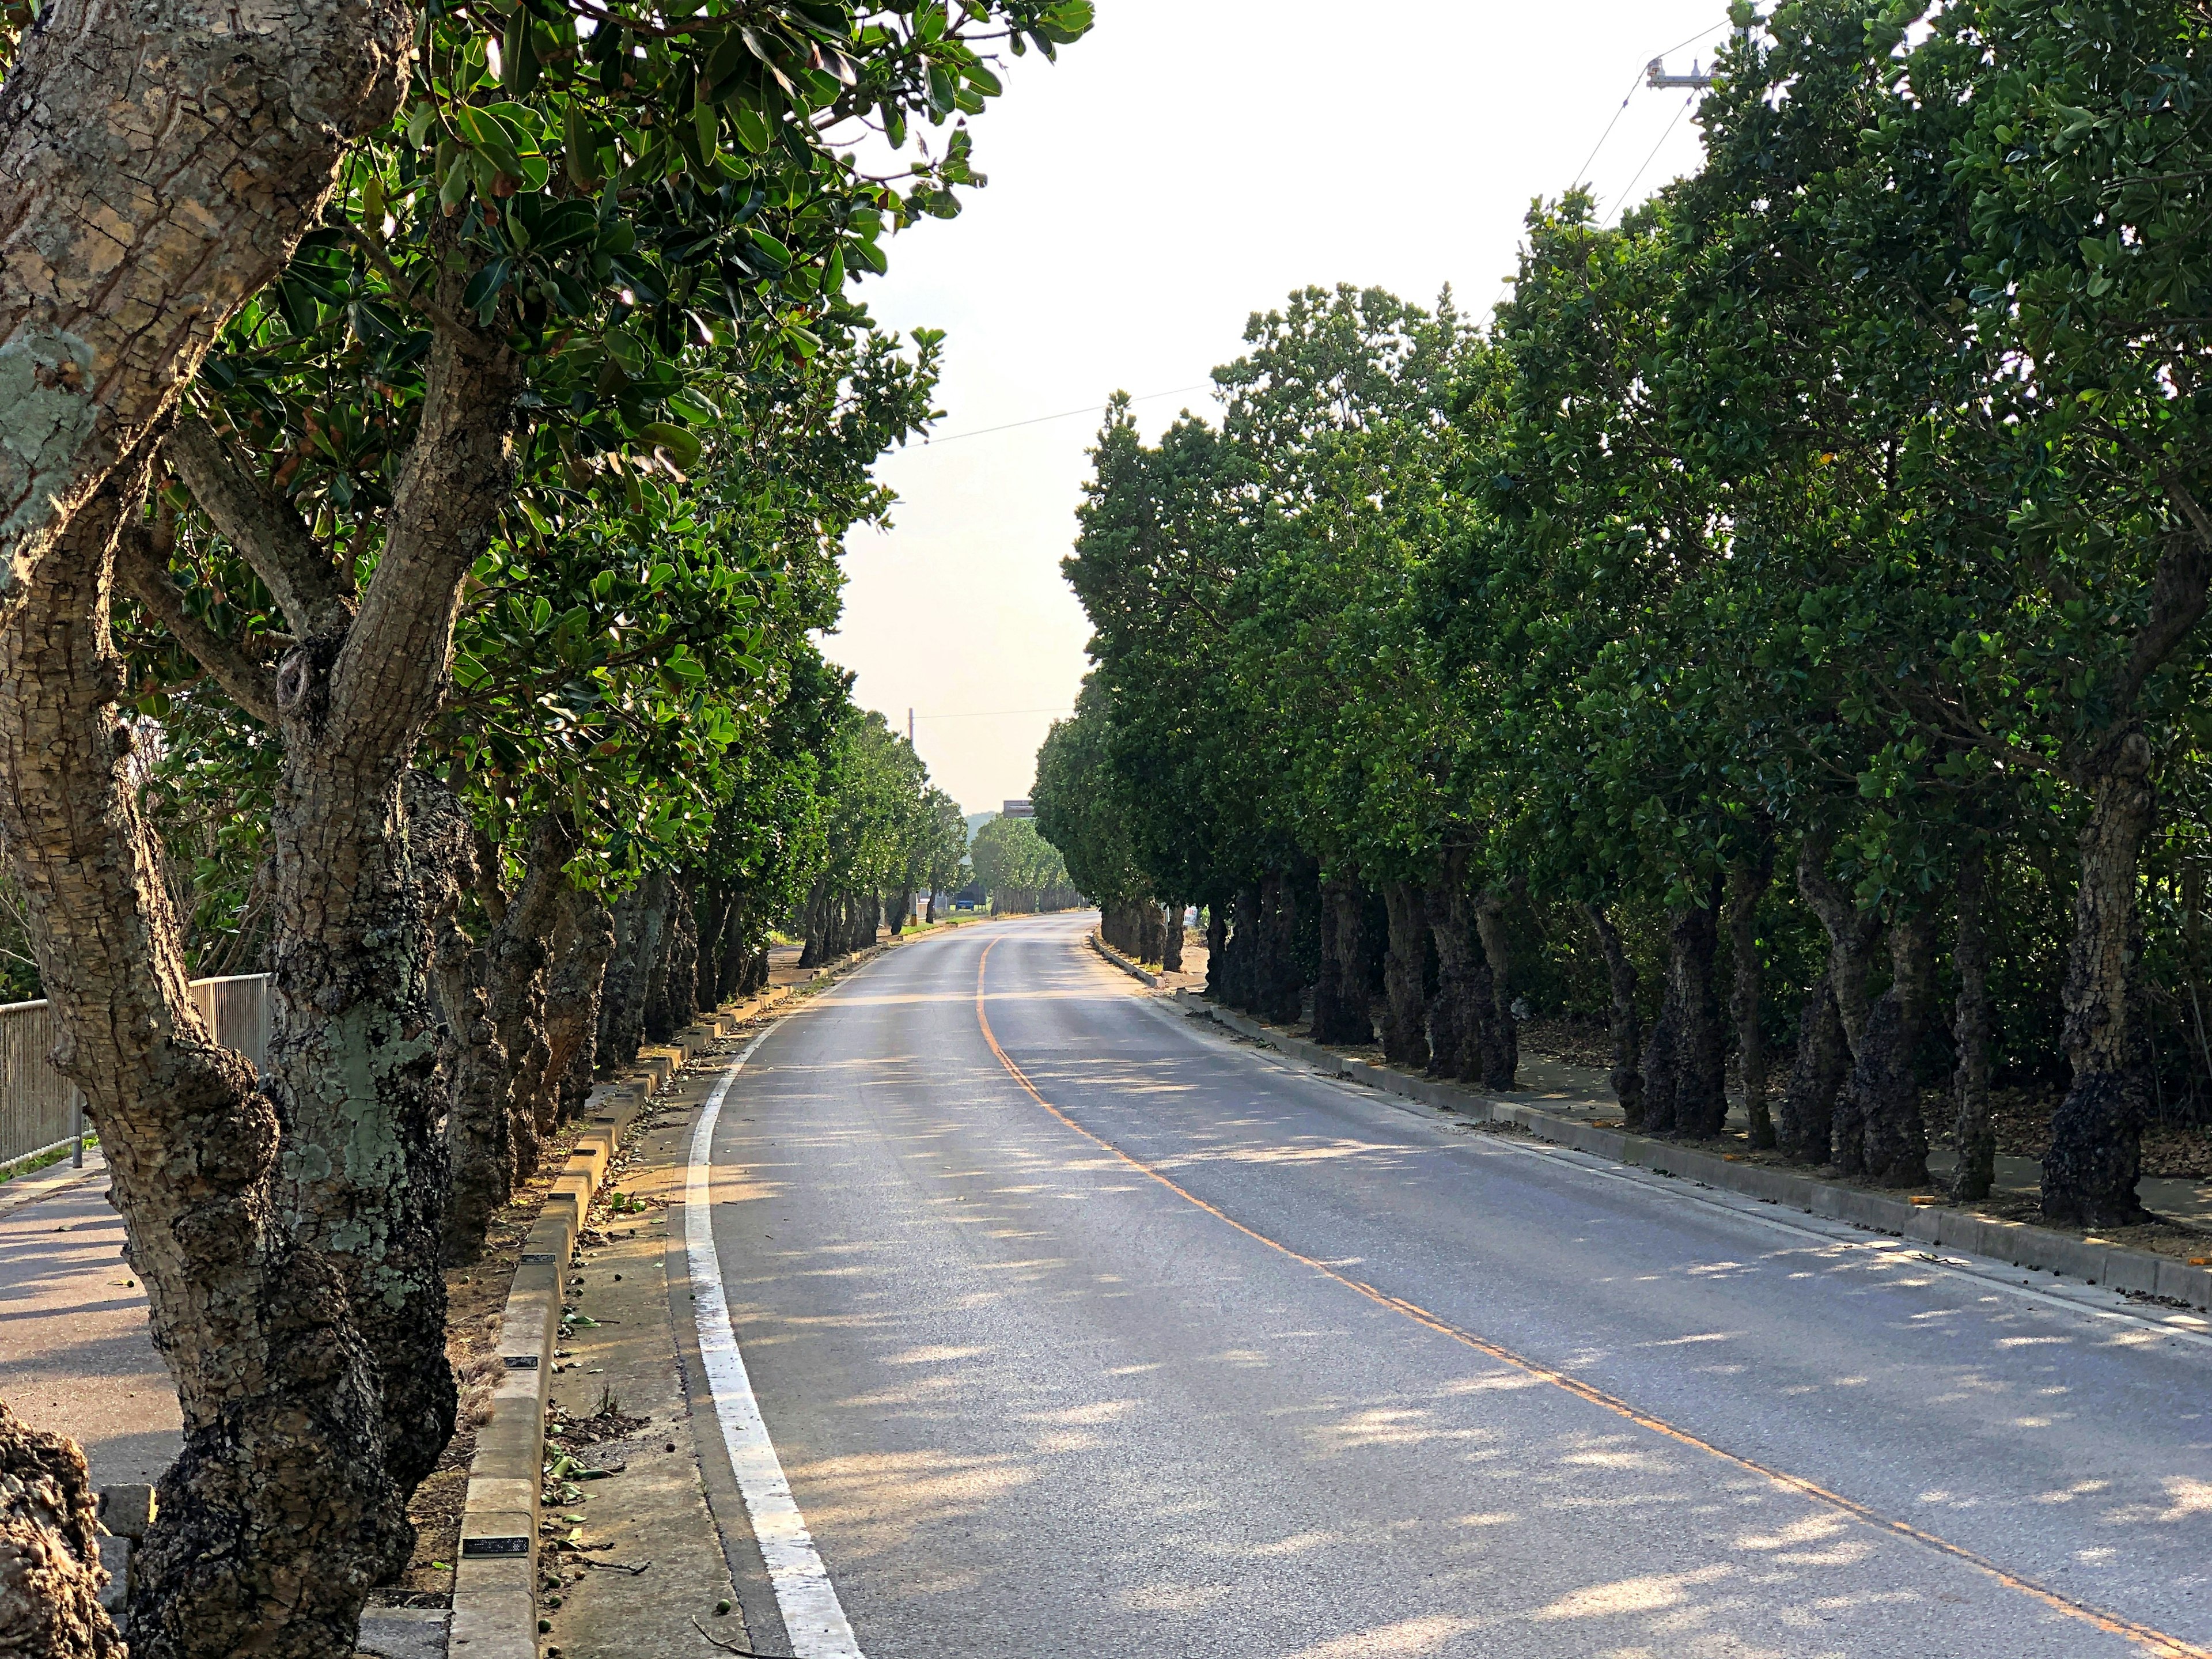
[{"xmin": 828, "ymin": 1, "xmax": 1739, "ymax": 816}]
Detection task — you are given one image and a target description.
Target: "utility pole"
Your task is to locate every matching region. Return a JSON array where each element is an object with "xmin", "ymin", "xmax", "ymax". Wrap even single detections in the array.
[
  {"xmin": 1647, "ymin": 12, "xmax": 1759, "ymax": 90},
  {"xmin": 908, "ymin": 707, "xmax": 915, "ymax": 744}
]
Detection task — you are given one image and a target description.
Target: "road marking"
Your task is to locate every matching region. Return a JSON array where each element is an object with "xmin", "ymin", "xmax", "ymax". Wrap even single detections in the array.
[
  {"xmin": 976, "ymin": 937, "xmax": 2211, "ymax": 1659},
  {"xmin": 688, "ymin": 1021, "xmax": 866, "ymax": 1659}
]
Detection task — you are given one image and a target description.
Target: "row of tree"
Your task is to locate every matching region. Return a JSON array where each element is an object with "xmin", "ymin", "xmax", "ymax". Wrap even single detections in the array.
[
  {"xmin": 0, "ymin": 0, "xmax": 1085, "ymax": 1652},
  {"xmin": 971, "ymin": 811, "xmax": 1082, "ymax": 913},
  {"xmin": 1043, "ymin": 1, "xmax": 2212, "ymax": 1245}
]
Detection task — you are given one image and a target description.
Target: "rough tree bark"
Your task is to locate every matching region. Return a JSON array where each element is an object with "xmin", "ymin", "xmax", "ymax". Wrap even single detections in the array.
[
  {"xmin": 482, "ymin": 813, "xmax": 573, "ymax": 1181},
  {"xmin": 408, "ymin": 775, "xmax": 509, "ymax": 1262},
  {"xmin": 1228, "ymin": 885, "xmax": 1262, "ymax": 1014},
  {"xmin": 1583, "ymin": 901, "xmax": 1643, "ymax": 1130},
  {"xmin": 0, "ymin": 455, "xmax": 395, "ymax": 1656},
  {"xmin": 1312, "ymin": 878, "xmax": 1373, "ymax": 1046},
  {"xmin": 1790, "ymin": 835, "xmax": 1883, "ymax": 1156},
  {"xmin": 1378, "ymin": 881, "xmax": 1431, "ymax": 1070},
  {"xmin": 1778, "ymin": 979, "xmax": 1849, "ymax": 1166},
  {"xmin": 1834, "ymin": 911, "xmax": 1938, "ymax": 1187},
  {"xmin": 1162, "ymin": 903, "xmax": 1184, "ymax": 973},
  {"xmin": 599, "ymin": 874, "xmax": 666, "ymax": 1073},
  {"xmin": 1204, "ymin": 903, "xmax": 1228, "ymax": 1001},
  {"xmin": 1473, "ymin": 885, "xmax": 1518, "ymax": 1086},
  {"xmin": 543, "ymin": 883, "xmax": 614, "ymax": 1128},
  {"xmin": 1258, "ymin": 871, "xmax": 1302, "ymax": 1026},
  {"xmin": 2044, "ymin": 728, "xmax": 2158, "ymax": 1225},
  {"xmin": 1641, "ymin": 881, "xmax": 1726, "ymax": 1138},
  {"xmin": 0, "ymin": 1404, "xmax": 123, "ymax": 1659},
  {"xmin": 0, "ymin": 0, "xmax": 406, "ymax": 594},
  {"xmin": 1724, "ymin": 848, "xmax": 1775, "ymax": 1147},
  {"xmin": 1949, "ymin": 843, "xmax": 1995, "ymax": 1203}
]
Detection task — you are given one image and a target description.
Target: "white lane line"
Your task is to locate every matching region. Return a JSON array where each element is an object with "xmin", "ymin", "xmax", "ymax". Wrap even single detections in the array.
[{"xmin": 687, "ymin": 1020, "xmax": 865, "ymax": 1658}]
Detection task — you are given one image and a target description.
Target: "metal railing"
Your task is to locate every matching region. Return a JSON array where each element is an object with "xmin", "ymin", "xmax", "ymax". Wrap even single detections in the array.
[{"xmin": 0, "ymin": 974, "xmax": 270, "ymax": 1172}]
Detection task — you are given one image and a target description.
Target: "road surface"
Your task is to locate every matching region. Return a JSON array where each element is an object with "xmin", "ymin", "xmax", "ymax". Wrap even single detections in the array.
[{"xmin": 693, "ymin": 913, "xmax": 2211, "ymax": 1659}]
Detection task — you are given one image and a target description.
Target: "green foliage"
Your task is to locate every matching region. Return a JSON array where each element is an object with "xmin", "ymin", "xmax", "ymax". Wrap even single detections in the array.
[
  {"xmin": 969, "ymin": 815, "xmax": 1074, "ymax": 913},
  {"xmin": 1049, "ymin": 0, "xmax": 2212, "ymax": 1120}
]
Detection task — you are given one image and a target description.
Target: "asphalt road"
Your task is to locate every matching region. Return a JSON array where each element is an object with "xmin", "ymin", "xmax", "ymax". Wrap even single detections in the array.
[{"xmin": 698, "ymin": 913, "xmax": 2212, "ymax": 1659}]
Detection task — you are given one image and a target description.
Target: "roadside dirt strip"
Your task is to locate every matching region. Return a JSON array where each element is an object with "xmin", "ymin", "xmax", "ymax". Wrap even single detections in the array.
[
  {"xmin": 1088, "ymin": 932, "xmax": 2212, "ymax": 1323},
  {"xmin": 453, "ymin": 995, "xmax": 797, "ymax": 1659}
]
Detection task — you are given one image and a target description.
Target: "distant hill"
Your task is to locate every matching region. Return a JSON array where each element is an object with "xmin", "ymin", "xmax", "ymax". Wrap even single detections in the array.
[{"xmin": 964, "ymin": 810, "xmax": 997, "ymax": 845}]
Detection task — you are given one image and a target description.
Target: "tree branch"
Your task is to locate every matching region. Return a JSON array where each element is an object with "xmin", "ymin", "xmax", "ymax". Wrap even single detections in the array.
[
  {"xmin": 113, "ymin": 522, "xmax": 280, "ymax": 727},
  {"xmin": 168, "ymin": 412, "xmax": 355, "ymax": 639}
]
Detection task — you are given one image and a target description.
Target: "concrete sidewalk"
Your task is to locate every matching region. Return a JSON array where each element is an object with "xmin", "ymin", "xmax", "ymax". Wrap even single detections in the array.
[{"xmin": 0, "ymin": 1158, "xmax": 181, "ymax": 1491}]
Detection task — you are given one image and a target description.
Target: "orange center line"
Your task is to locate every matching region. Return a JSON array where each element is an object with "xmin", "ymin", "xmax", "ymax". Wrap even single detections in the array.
[{"xmin": 972, "ymin": 938, "xmax": 2209, "ymax": 1659}]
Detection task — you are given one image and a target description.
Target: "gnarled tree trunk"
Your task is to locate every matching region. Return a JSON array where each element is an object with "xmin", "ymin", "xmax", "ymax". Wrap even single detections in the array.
[
  {"xmin": 1312, "ymin": 877, "xmax": 1373, "ymax": 1046},
  {"xmin": 1725, "ymin": 848, "xmax": 1774, "ymax": 1147},
  {"xmin": 543, "ymin": 883, "xmax": 614, "ymax": 1128},
  {"xmin": 1204, "ymin": 903, "xmax": 1229, "ymax": 1000},
  {"xmin": 1778, "ymin": 978, "xmax": 1849, "ymax": 1166},
  {"xmin": 1378, "ymin": 881, "xmax": 1431, "ymax": 1070},
  {"xmin": 410, "ymin": 775, "xmax": 510, "ymax": 1261},
  {"xmin": 2044, "ymin": 730, "xmax": 2157, "ymax": 1225},
  {"xmin": 1583, "ymin": 900, "xmax": 1643, "ymax": 1130},
  {"xmin": 0, "ymin": 459, "xmax": 395, "ymax": 1657},
  {"xmin": 1474, "ymin": 886, "xmax": 1518, "ymax": 1086},
  {"xmin": 1950, "ymin": 843, "xmax": 1995, "ymax": 1203},
  {"xmin": 0, "ymin": 0, "xmax": 406, "ymax": 593},
  {"xmin": 1641, "ymin": 881, "xmax": 1725, "ymax": 1138},
  {"xmin": 1836, "ymin": 911, "xmax": 1938, "ymax": 1187},
  {"xmin": 1790, "ymin": 835, "xmax": 1883, "ymax": 1157},
  {"xmin": 0, "ymin": 1405, "xmax": 122, "ymax": 1658},
  {"xmin": 1162, "ymin": 903, "xmax": 1184, "ymax": 972}
]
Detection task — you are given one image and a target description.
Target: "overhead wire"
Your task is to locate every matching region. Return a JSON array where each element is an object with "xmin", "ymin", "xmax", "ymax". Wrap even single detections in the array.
[{"xmin": 921, "ymin": 382, "xmax": 1216, "ymax": 446}]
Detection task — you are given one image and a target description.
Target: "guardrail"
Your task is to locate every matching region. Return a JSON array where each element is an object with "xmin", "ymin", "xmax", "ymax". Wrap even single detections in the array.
[{"xmin": 0, "ymin": 974, "xmax": 271, "ymax": 1171}]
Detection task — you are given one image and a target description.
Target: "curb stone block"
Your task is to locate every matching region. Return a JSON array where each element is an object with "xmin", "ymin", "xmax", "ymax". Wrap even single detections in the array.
[
  {"xmin": 2156, "ymin": 1257, "xmax": 2212, "ymax": 1306},
  {"xmin": 453, "ymin": 1065, "xmax": 654, "ymax": 1657},
  {"xmin": 2102, "ymin": 1246, "xmax": 2162, "ymax": 1295}
]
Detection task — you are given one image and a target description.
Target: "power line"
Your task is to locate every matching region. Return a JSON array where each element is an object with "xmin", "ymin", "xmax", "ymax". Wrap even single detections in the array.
[
  {"xmin": 921, "ymin": 383, "xmax": 1215, "ymax": 446},
  {"xmin": 912, "ymin": 706, "xmax": 1073, "ymax": 720},
  {"xmin": 1608, "ymin": 91, "xmax": 1696, "ymax": 226}
]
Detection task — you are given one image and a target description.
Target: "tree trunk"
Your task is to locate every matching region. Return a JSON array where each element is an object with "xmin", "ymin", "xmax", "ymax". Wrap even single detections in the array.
[
  {"xmin": 1584, "ymin": 902, "xmax": 1643, "ymax": 1130},
  {"xmin": 0, "ymin": 0, "xmax": 407, "ymax": 591},
  {"xmin": 0, "ymin": 460, "xmax": 396, "ymax": 1656},
  {"xmin": 1837, "ymin": 911, "xmax": 1938, "ymax": 1187},
  {"xmin": 1259, "ymin": 870, "xmax": 1301, "ymax": 1025},
  {"xmin": 1725, "ymin": 850, "xmax": 1775, "ymax": 1147},
  {"xmin": 1229, "ymin": 885, "xmax": 1262, "ymax": 1014},
  {"xmin": 483, "ymin": 813, "xmax": 573, "ymax": 1177},
  {"xmin": 409, "ymin": 775, "xmax": 510, "ymax": 1261},
  {"xmin": 1312, "ymin": 878, "xmax": 1374, "ymax": 1045},
  {"xmin": 1642, "ymin": 883, "xmax": 1725, "ymax": 1138},
  {"xmin": 797, "ymin": 881, "xmax": 827, "ymax": 969},
  {"xmin": 1205, "ymin": 904, "xmax": 1228, "ymax": 1000},
  {"xmin": 1162, "ymin": 903, "xmax": 1184, "ymax": 972},
  {"xmin": 1474, "ymin": 887, "xmax": 1518, "ymax": 1086},
  {"xmin": 1949, "ymin": 843, "xmax": 1995, "ymax": 1203},
  {"xmin": 1778, "ymin": 979, "xmax": 1849, "ymax": 1166},
  {"xmin": 1797, "ymin": 835, "xmax": 1882, "ymax": 1058},
  {"xmin": 643, "ymin": 876, "xmax": 688, "ymax": 1044},
  {"xmin": 600, "ymin": 874, "xmax": 667, "ymax": 1072},
  {"xmin": 543, "ymin": 883, "xmax": 613, "ymax": 1131},
  {"xmin": 1378, "ymin": 881, "xmax": 1431, "ymax": 1070},
  {"xmin": 2044, "ymin": 729, "xmax": 2157, "ymax": 1225},
  {"xmin": 0, "ymin": 1405, "xmax": 123, "ymax": 1658}
]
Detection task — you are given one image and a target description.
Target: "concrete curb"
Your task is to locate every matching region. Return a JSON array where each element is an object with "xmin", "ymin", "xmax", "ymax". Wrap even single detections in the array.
[
  {"xmin": 451, "ymin": 938, "xmax": 922, "ymax": 1658},
  {"xmin": 1169, "ymin": 990, "xmax": 2212, "ymax": 1317},
  {"xmin": 1089, "ymin": 931, "xmax": 1162, "ymax": 986},
  {"xmin": 450, "ymin": 1010, "xmax": 764, "ymax": 1658}
]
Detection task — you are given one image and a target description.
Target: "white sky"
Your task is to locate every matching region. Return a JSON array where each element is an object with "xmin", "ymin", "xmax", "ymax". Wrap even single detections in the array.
[{"xmin": 828, "ymin": 1, "xmax": 1738, "ymax": 816}]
